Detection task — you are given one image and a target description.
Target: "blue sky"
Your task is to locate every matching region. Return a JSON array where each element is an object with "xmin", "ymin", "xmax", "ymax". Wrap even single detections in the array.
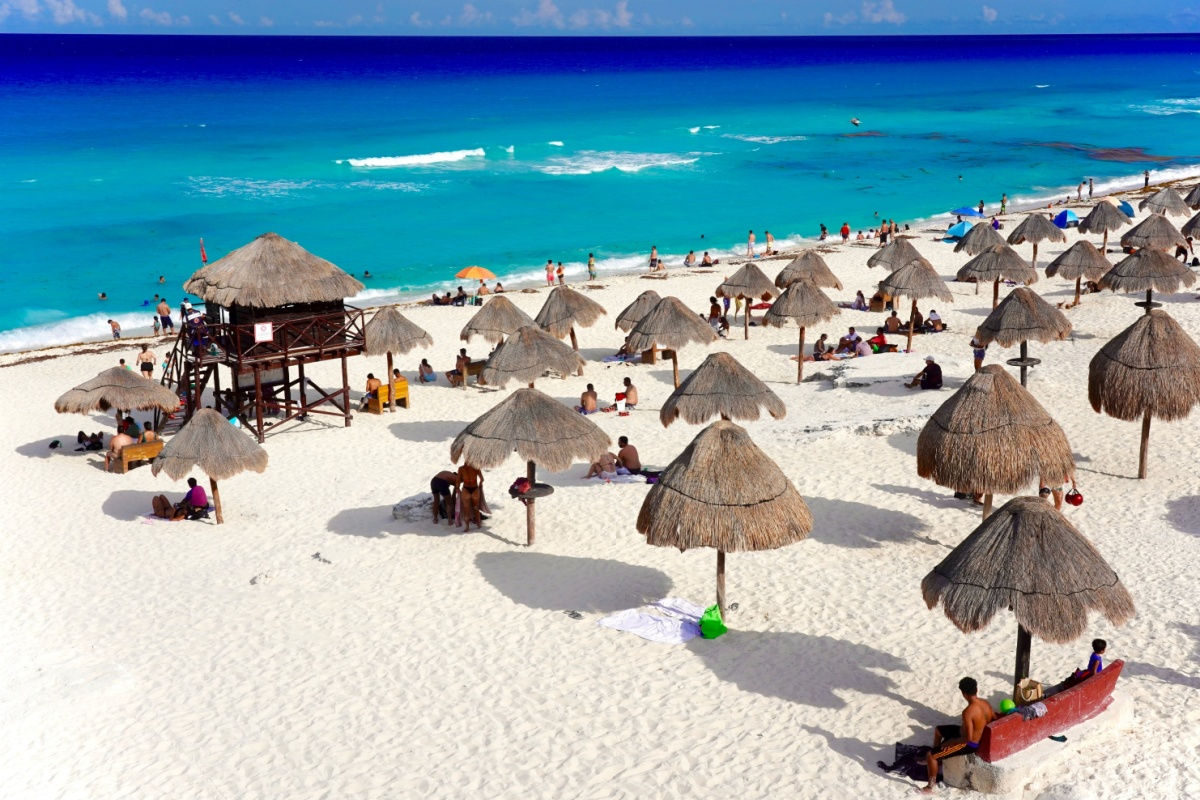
[{"xmin": 0, "ymin": 0, "xmax": 1196, "ymax": 35}]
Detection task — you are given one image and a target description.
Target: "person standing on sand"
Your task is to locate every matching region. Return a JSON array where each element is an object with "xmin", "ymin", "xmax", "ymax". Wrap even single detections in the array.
[
  {"xmin": 556, "ymin": 262, "xmax": 565, "ymax": 285},
  {"xmin": 587, "ymin": 253, "xmax": 596, "ymax": 280},
  {"xmin": 840, "ymin": 222, "xmax": 851, "ymax": 242},
  {"xmin": 747, "ymin": 230, "xmax": 756, "ymax": 258},
  {"xmin": 545, "ymin": 260, "xmax": 554, "ymax": 286},
  {"xmin": 108, "ymin": 319, "xmax": 121, "ymax": 339},
  {"xmin": 1144, "ymin": 170, "xmax": 1150, "ymax": 188},
  {"xmin": 649, "ymin": 245, "xmax": 658, "ymax": 271},
  {"xmin": 765, "ymin": 230, "xmax": 775, "ymax": 255},
  {"xmin": 970, "ymin": 336, "xmax": 987, "ymax": 372},
  {"xmin": 456, "ymin": 463, "xmax": 483, "ymax": 532},
  {"xmin": 1088, "ymin": 178, "xmax": 1094, "ymax": 199},
  {"xmin": 137, "ymin": 345, "xmax": 156, "ymax": 379},
  {"xmin": 1000, "ymin": 193, "xmax": 1007, "ymax": 214},
  {"xmin": 920, "ymin": 677, "xmax": 996, "ymax": 794},
  {"xmin": 978, "ymin": 200, "xmax": 985, "ymax": 216}
]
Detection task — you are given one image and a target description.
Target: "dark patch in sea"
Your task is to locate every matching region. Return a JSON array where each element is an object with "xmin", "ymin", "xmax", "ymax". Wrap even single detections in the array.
[
  {"xmin": 1026, "ymin": 141, "xmax": 1177, "ymax": 163},
  {"xmin": 838, "ymin": 130, "xmax": 886, "ymax": 138}
]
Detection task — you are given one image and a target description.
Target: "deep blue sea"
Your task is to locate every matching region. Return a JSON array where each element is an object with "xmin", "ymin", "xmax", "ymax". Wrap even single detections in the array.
[{"xmin": 2, "ymin": 33, "xmax": 1200, "ymax": 351}]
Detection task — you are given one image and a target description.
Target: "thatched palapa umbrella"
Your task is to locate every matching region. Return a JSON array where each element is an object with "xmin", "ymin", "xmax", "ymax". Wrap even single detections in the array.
[
  {"xmin": 955, "ymin": 244, "xmax": 1038, "ymax": 309},
  {"xmin": 877, "ymin": 257, "xmax": 953, "ymax": 354},
  {"xmin": 762, "ymin": 278, "xmax": 840, "ymax": 382},
  {"xmin": 451, "ymin": 388, "xmax": 609, "ymax": 546},
  {"xmin": 614, "ymin": 290, "xmax": 661, "ymax": 333},
  {"xmin": 1006, "ymin": 213, "xmax": 1067, "ymax": 273},
  {"xmin": 953, "ymin": 221, "xmax": 1005, "ymax": 256},
  {"xmin": 1139, "ymin": 186, "xmax": 1190, "ymax": 217},
  {"xmin": 774, "ymin": 251, "xmax": 842, "ymax": 291},
  {"xmin": 627, "ymin": 296, "xmax": 717, "ymax": 388},
  {"xmin": 917, "ymin": 364, "xmax": 1074, "ymax": 518},
  {"xmin": 1088, "ymin": 309, "xmax": 1200, "ymax": 478},
  {"xmin": 363, "ymin": 307, "xmax": 432, "ymax": 412},
  {"xmin": 534, "ymin": 286, "xmax": 606, "ymax": 370},
  {"xmin": 151, "ymin": 408, "xmax": 268, "ymax": 524},
  {"xmin": 1120, "ymin": 213, "xmax": 1188, "ymax": 252},
  {"xmin": 974, "ymin": 287, "xmax": 1071, "ymax": 386},
  {"xmin": 55, "ymin": 366, "xmax": 180, "ymax": 426},
  {"xmin": 866, "ymin": 237, "xmax": 924, "ymax": 270},
  {"xmin": 922, "ymin": 496, "xmax": 1133, "ymax": 691},
  {"xmin": 481, "ymin": 325, "xmax": 584, "ymax": 389},
  {"xmin": 1045, "ymin": 240, "xmax": 1111, "ymax": 307},
  {"xmin": 1182, "ymin": 211, "xmax": 1200, "ymax": 240},
  {"xmin": 1099, "ymin": 247, "xmax": 1196, "ymax": 314},
  {"xmin": 660, "ymin": 352, "xmax": 786, "ymax": 428},
  {"xmin": 716, "ymin": 263, "xmax": 776, "ymax": 339},
  {"xmin": 637, "ymin": 419, "xmax": 811, "ymax": 612},
  {"xmin": 460, "ymin": 295, "xmax": 535, "ymax": 344},
  {"xmin": 1185, "ymin": 184, "xmax": 1200, "ymax": 210},
  {"xmin": 1078, "ymin": 200, "xmax": 1131, "ymax": 255}
]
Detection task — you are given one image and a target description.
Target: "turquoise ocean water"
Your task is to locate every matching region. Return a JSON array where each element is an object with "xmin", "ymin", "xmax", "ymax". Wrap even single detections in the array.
[{"xmin": 2, "ymin": 33, "xmax": 1199, "ymax": 351}]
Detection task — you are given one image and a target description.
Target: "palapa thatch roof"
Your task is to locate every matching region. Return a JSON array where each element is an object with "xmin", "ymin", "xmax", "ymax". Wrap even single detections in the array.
[
  {"xmin": 1006, "ymin": 213, "xmax": 1067, "ymax": 246},
  {"xmin": 55, "ymin": 366, "xmax": 181, "ymax": 415},
  {"xmin": 953, "ymin": 222, "xmax": 1006, "ymax": 255},
  {"xmin": 774, "ymin": 251, "xmax": 843, "ymax": 290},
  {"xmin": 636, "ymin": 419, "xmax": 811, "ymax": 552},
  {"xmin": 480, "ymin": 324, "xmax": 584, "ymax": 387},
  {"xmin": 534, "ymin": 286, "xmax": 607, "ymax": 339},
  {"xmin": 1078, "ymin": 200, "xmax": 1132, "ymax": 235},
  {"xmin": 1045, "ymin": 240, "xmax": 1111, "ymax": 282},
  {"xmin": 955, "ymin": 244, "xmax": 1039, "ymax": 285},
  {"xmin": 659, "ymin": 352, "xmax": 786, "ymax": 428},
  {"xmin": 1185, "ymin": 184, "xmax": 1200, "ymax": 210},
  {"xmin": 1120, "ymin": 213, "xmax": 1187, "ymax": 251},
  {"xmin": 1182, "ymin": 211, "xmax": 1200, "ymax": 240},
  {"xmin": 877, "ymin": 258, "xmax": 953, "ymax": 304},
  {"xmin": 1088, "ymin": 309, "xmax": 1200, "ymax": 422},
  {"xmin": 867, "ymin": 237, "xmax": 924, "ymax": 270},
  {"xmin": 460, "ymin": 295, "xmax": 535, "ymax": 343},
  {"xmin": 626, "ymin": 296, "xmax": 717, "ymax": 352},
  {"xmin": 974, "ymin": 287, "xmax": 1071, "ymax": 347},
  {"xmin": 921, "ymin": 496, "xmax": 1134, "ymax": 643},
  {"xmin": 614, "ymin": 290, "xmax": 661, "ymax": 333},
  {"xmin": 1099, "ymin": 248, "xmax": 1196, "ymax": 294},
  {"xmin": 763, "ymin": 279, "xmax": 840, "ymax": 329},
  {"xmin": 716, "ymin": 263, "xmax": 776, "ymax": 301},
  {"xmin": 151, "ymin": 408, "xmax": 268, "ymax": 481},
  {"xmin": 450, "ymin": 387, "xmax": 610, "ymax": 472},
  {"xmin": 1139, "ymin": 186, "xmax": 1191, "ymax": 217},
  {"xmin": 183, "ymin": 232, "xmax": 364, "ymax": 308},
  {"xmin": 364, "ymin": 307, "xmax": 432, "ymax": 356},
  {"xmin": 917, "ymin": 365, "xmax": 1075, "ymax": 494}
]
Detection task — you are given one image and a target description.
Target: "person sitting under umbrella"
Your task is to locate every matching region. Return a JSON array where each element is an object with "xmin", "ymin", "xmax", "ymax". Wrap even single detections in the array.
[
  {"xmin": 104, "ymin": 430, "xmax": 135, "ymax": 472},
  {"xmin": 152, "ymin": 477, "xmax": 209, "ymax": 521},
  {"xmin": 616, "ymin": 436, "xmax": 641, "ymax": 474},
  {"xmin": 905, "ymin": 355, "xmax": 943, "ymax": 390},
  {"xmin": 451, "ymin": 286, "xmax": 469, "ymax": 307},
  {"xmin": 920, "ymin": 676, "xmax": 997, "ymax": 794},
  {"xmin": 835, "ymin": 327, "xmax": 862, "ymax": 354}
]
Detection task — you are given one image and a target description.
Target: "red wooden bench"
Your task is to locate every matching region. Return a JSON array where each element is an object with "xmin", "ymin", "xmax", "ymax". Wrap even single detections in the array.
[{"xmin": 976, "ymin": 660, "xmax": 1124, "ymax": 762}]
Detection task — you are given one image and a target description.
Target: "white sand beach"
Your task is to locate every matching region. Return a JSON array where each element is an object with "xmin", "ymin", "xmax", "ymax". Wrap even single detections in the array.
[{"xmin": 2, "ymin": 188, "xmax": 1199, "ymax": 800}]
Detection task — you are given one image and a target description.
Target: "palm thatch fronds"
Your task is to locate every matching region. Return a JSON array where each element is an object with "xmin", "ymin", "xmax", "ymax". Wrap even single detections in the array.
[
  {"xmin": 660, "ymin": 352, "xmax": 786, "ymax": 428},
  {"xmin": 1088, "ymin": 309, "xmax": 1200, "ymax": 478},
  {"xmin": 636, "ymin": 419, "xmax": 812, "ymax": 610},
  {"xmin": 481, "ymin": 325, "xmax": 584, "ymax": 388},
  {"xmin": 1046, "ymin": 240, "xmax": 1111, "ymax": 306},
  {"xmin": 1006, "ymin": 213, "xmax": 1066, "ymax": 273},
  {"xmin": 534, "ymin": 286, "xmax": 607, "ymax": 342},
  {"xmin": 762, "ymin": 279, "xmax": 840, "ymax": 382},
  {"xmin": 365, "ymin": 307, "xmax": 432, "ymax": 355},
  {"xmin": 717, "ymin": 263, "xmax": 777, "ymax": 340},
  {"xmin": 1185, "ymin": 184, "xmax": 1200, "ymax": 210},
  {"xmin": 867, "ymin": 237, "xmax": 924, "ymax": 270},
  {"xmin": 614, "ymin": 290, "xmax": 661, "ymax": 333},
  {"xmin": 878, "ymin": 258, "xmax": 954, "ymax": 353},
  {"xmin": 975, "ymin": 287, "xmax": 1071, "ymax": 348},
  {"xmin": 460, "ymin": 295, "xmax": 535, "ymax": 344},
  {"xmin": 1139, "ymin": 186, "xmax": 1191, "ymax": 217},
  {"xmin": 151, "ymin": 408, "xmax": 268, "ymax": 524},
  {"xmin": 1182, "ymin": 211, "xmax": 1200, "ymax": 240},
  {"xmin": 1078, "ymin": 200, "xmax": 1132, "ymax": 255},
  {"xmin": 1099, "ymin": 248, "xmax": 1196, "ymax": 306},
  {"xmin": 627, "ymin": 296, "xmax": 717, "ymax": 387},
  {"xmin": 774, "ymin": 251, "xmax": 843, "ymax": 290},
  {"xmin": 55, "ymin": 367, "xmax": 181, "ymax": 417},
  {"xmin": 922, "ymin": 495, "xmax": 1134, "ymax": 687},
  {"xmin": 956, "ymin": 244, "xmax": 1038, "ymax": 308},
  {"xmin": 953, "ymin": 221, "xmax": 1005, "ymax": 255},
  {"xmin": 451, "ymin": 387, "xmax": 610, "ymax": 545},
  {"xmin": 917, "ymin": 364, "xmax": 1074, "ymax": 515},
  {"xmin": 1120, "ymin": 213, "xmax": 1187, "ymax": 251},
  {"xmin": 183, "ymin": 232, "xmax": 363, "ymax": 308}
]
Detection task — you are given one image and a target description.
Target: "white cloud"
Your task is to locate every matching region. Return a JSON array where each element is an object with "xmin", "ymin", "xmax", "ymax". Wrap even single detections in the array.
[
  {"xmin": 258, "ymin": 15, "xmax": 272, "ymax": 26},
  {"xmin": 139, "ymin": 6, "xmax": 171, "ymax": 24},
  {"xmin": 346, "ymin": 13, "xmax": 362, "ymax": 25},
  {"xmin": 3, "ymin": 0, "xmax": 40, "ymax": 20},
  {"xmin": 409, "ymin": 10, "xmax": 431, "ymax": 26},
  {"xmin": 44, "ymin": 0, "xmax": 99, "ymax": 24},
  {"xmin": 107, "ymin": 0, "xmax": 125, "ymax": 20},
  {"xmin": 861, "ymin": 0, "xmax": 905, "ymax": 23},
  {"xmin": 513, "ymin": 0, "xmax": 563, "ymax": 28},
  {"xmin": 457, "ymin": 2, "xmax": 493, "ymax": 24},
  {"xmin": 545, "ymin": 0, "xmax": 630, "ymax": 29},
  {"xmin": 227, "ymin": 12, "xmax": 243, "ymax": 24},
  {"xmin": 207, "ymin": 12, "xmax": 219, "ymax": 24},
  {"xmin": 613, "ymin": 1, "xmax": 631, "ymax": 26},
  {"xmin": 823, "ymin": 9, "xmax": 857, "ymax": 25},
  {"xmin": 680, "ymin": 14, "xmax": 693, "ymax": 27},
  {"xmin": 982, "ymin": 4, "xmax": 997, "ymax": 22}
]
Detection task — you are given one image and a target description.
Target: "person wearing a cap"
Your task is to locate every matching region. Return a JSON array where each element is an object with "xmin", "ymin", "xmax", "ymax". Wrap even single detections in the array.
[{"xmin": 905, "ymin": 355, "xmax": 943, "ymax": 390}]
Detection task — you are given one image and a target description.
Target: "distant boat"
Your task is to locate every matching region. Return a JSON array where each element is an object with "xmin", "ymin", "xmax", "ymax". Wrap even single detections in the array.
[{"xmin": 850, "ymin": 117, "xmax": 861, "ymax": 127}]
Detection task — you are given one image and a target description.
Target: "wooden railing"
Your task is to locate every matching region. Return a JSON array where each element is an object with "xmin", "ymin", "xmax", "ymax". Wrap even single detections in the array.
[{"xmin": 207, "ymin": 306, "xmax": 367, "ymax": 371}]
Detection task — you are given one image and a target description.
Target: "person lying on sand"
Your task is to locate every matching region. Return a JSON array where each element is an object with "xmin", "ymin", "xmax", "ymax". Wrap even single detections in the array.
[
  {"xmin": 920, "ymin": 677, "xmax": 996, "ymax": 794},
  {"xmin": 76, "ymin": 431, "xmax": 105, "ymax": 451},
  {"xmin": 585, "ymin": 451, "xmax": 618, "ymax": 479}
]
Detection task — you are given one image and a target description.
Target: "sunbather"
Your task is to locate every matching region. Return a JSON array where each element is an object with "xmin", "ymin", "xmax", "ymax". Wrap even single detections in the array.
[{"xmin": 585, "ymin": 451, "xmax": 618, "ymax": 479}]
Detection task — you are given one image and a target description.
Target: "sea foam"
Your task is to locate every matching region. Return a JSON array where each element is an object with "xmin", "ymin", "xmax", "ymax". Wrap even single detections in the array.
[
  {"xmin": 722, "ymin": 133, "xmax": 807, "ymax": 144},
  {"xmin": 337, "ymin": 148, "xmax": 486, "ymax": 167},
  {"xmin": 536, "ymin": 151, "xmax": 702, "ymax": 176}
]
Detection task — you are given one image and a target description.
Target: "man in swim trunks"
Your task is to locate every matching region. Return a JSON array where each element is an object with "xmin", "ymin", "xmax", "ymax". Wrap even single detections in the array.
[
  {"xmin": 747, "ymin": 230, "xmax": 755, "ymax": 258},
  {"xmin": 577, "ymin": 383, "xmax": 598, "ymax": 414},
  {"xmin": 430, "ymin": 469, "xmax": 459, "ymax": 524},
  {"xmin": 921, "ymin": 676, "xmax": 996, "ymax": 794}
]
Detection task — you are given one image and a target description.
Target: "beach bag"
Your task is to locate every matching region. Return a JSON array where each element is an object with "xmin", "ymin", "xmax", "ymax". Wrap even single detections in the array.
[
  {"xmin": 1016, "ymin": 678, "xmax": 1044, "ymax": 704},
  {"xmin": 509, "ymin": 477, "xmax": 531, "ymax": 496},
  {"xmin": 699, "ymin": 604, "xmax": 727, "ymax": 639},
  {"xmin": 1065, "ymin": 488, "xmax": 1084, "ymax": 506}
]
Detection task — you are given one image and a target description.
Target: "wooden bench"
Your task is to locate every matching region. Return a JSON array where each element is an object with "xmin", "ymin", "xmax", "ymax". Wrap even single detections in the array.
[
  {"xmin": 640, "ymin": 348, "xmax": 676, "ymax": 366},
  {"xmin": 367, "ymin": 379, "xmax": 410, "ymax": 413},
  {"xmin": 465, "ymin": 360, "xmax": 487, "ymax": 385},
  {"xmin": 120, "ymin": 439, "xmax": 164, "ymax": 473},
  {"xmin": 976, "ymin": 660, "xmax": 1124, "ymax": 762}
]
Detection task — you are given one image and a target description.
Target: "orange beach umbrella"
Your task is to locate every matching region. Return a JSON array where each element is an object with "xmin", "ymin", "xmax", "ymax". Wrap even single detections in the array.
[{"xmin": 456, "ymin": 265, "xmax": 496, "ymax": 281}]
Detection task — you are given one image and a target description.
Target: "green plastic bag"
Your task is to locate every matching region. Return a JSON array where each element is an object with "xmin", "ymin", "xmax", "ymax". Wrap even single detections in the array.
[{"xmin": 699, "ymin": 604, "xmax": 727, "ymax": 639}]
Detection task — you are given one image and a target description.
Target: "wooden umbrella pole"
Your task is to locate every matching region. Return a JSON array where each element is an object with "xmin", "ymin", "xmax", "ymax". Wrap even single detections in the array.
[
  {"xmin": 982, "ymin": 493, "xmax": 993, "ymax": 520},
  {"xmin": 796, "ymin": 326, "xmax": 806, "ymax": 384},
  {"xmin": 1019, "ymin": 340, "xmax": 1029, "ymax": 387},
  {"xmin": 1102, "ymin": 230, "xmax": 1109, "ymax": 255},
  {"xmin": 1014, "ymin": 624, "xmax": 1032, "ymax": 690},
  {"xmin": 671, "ymin": 353, "xmax": 680, "ymax": 388},
  {"xmin": 716, "ymin": 549, "xmax": 726, "ymax": 613},
  {"xmin": 525, "ymin": 460, "xmax": 536, "ymax": 546},
  {"xmin": 743, "ymin": 298, "xmax": 749, "ymax": 340},
  {"xmin": 905, "ymin": 299, "xmax": 917, "ymax": 353},
  {"xmin": 569, "ymin": 327, "xmax": 583, "ymax": 376},
  {"xmin": 386, "ymin": 351, "xmax": 395, "ymax": 413},
  {"xmin": 1032, "ymin": 242, "xmax": 1039, "ymax": 272},
  {"xmin": 1145, "ymin": 289, "xmax": 1153, "ymax": 315},
  {"xmin": 1138, "ymin": 410, "xmax": 1151, "ymax": 479},
  {"xmin": 1073, "ymin": 276, "xmax": 1082, "ymax": 308},
  {"xmin": 992, "ymin": 278, "xmax": 1000, "ymax": 309},
  {"xmin": 209, "ymin": 477, "xmax": 223, "ymax": 525}
]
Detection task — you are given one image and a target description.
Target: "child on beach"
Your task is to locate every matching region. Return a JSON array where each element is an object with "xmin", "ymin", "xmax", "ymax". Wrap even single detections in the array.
[
  {"xmin": 1068, "ymin": 639, "xmax": 1106, "ymax": 685},
  {"xmin": 587, "ymin": 253, "xmax": 596, "ymax": 280}
]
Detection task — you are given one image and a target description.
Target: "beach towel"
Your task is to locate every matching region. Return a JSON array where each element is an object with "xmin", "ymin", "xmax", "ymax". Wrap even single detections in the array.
[
  {"xmin": 585, "ymin": 472, "xmax": 643, "ymax": 483},
  {"xmin": 878, "ymin": 743, "xmax": 932, "ymax": 782},
  {"xmin": 598, "ymin": 597, "xmax": 705, "ymax": 644},
  {"xmin": 602, "ymin": 354, "xmax": 642, "ymax": 363}
]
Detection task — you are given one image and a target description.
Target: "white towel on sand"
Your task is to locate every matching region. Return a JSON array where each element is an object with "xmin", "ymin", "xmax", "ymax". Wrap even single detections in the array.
[{"xmin": 598, "ymin": 597, "xmax": 705, "ymax": 644}]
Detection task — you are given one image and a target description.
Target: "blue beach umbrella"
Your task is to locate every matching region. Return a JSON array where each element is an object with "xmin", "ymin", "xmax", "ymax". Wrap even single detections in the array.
[
  {"xmin": 1118, "ymin": 200, "xmax": 1135, "ymax": 218},
  {"xmin": 946, "ymin": 221, "xmax": 972, "ymax": 239},
  {"xmin": 951, "ymin": 207, "xmax": 985, "ymax": 218},
  {"xmin": 1053, "ymin": 209, "xmax": 1078, "ymax": 228}
]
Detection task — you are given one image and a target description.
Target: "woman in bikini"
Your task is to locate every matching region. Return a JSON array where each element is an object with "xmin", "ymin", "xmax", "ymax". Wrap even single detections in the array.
[{"xmin": 457, "ymin": 463, "xmax": 484, "ymax": 532}]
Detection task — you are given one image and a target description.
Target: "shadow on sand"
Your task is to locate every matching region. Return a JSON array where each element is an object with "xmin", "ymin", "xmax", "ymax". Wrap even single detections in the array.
[
  {"xmin": 388, "ymin": 419, "xmax": 472, "ymax": 443},
  {"xmin": 804, "ymin": 497, "xmax": 936, "ymax": 548},
  {"xmin": 1164, "ymin": 496, "xmax": 1200, "ymax": 537},
  {"xmin": 474, "ymin": 551, "xmax": 671, "ymax": 613}
]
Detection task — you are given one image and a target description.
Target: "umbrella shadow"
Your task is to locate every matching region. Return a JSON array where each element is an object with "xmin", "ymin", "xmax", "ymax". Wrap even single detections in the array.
[
  {"xmin": 474, "ymin": 551, "xmax": 671, "ymax": 613},
  {"xmin": 799, "ymin": 725, "xmax": 914, "ymax": 784},
  {"xmin": 388, "ymin": 419, "xmax": 471, "ymax": 444},
  {"xmin": 804, "ymin": 497, "xmax": 935, "ymax": 548},
  {"xmin": 688, "ymin": 630, "xmax": 933, "ymax": 715},
  {"xmin": 1164, "ymin": 496, "xmax": 1200, "ymax": 537},
  {"xmin": 103, "ymin": 489, "xmax": 166, "ymax": 522},
  {"xmin": 577, "ymin": 346, "xmax": 616, "ymax": 363},
  {"xmin": 887, "ymin": 429, "xmax": 918, "ymax": 456},
  {"xmin": 871, "ymin": 483, "xmax": 965, "ymax": 513},
  {"xmin": 1122, "ymin": 659, "xmax": 1200, "ymax": 691},
  {"xmin": 15, "ymin": 437, "xmax": 89, "ymax": 460}
]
